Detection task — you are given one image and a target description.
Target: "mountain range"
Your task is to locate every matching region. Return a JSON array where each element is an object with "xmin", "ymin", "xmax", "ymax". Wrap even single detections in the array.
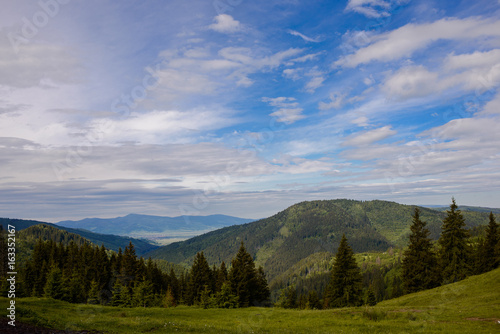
[
  {"xmin": 56, "ymin": 214, "xmax": 255, "ymax": 244},
  {"xmin": 0, "ymin": 218, "xmax": 157, "ymax": 256}
]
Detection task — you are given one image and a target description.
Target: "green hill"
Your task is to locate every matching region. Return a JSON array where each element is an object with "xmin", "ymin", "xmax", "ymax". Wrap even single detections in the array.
[{"xmin": 147, "ymin": 199, "xmax": 498, "ymax": 287}]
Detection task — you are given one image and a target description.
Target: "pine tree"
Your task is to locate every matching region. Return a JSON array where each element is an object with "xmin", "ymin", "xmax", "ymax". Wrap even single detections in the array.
[
  {"xmin": 306, "ymin": 290, "xmax": 321, "ymax": 310},
  {"xmin": 187, "ymin": 252, "xmax": 212, "ymax": 305},
  {"xmin": 483, "ymin": 212, "xmax": 500, "ymax": 272},
  {"xmin": 324, "ymin": 234, "xmax": 363, "ymax": 308},
  {"xmin": 401, "ymin": 208, "xmax": 440, "ymax": 293},
  {"xmin": 438, "ymin": 198, "xmax": 471, "ymax": 283},
  {"xmin": 132, "ymin": 278, "xmax": 154, "ymax": 307},
  {"xmin": 44, "ymin": 265, "xmax": 64, "ymax": 300},
  {"xmin": 228, "ymin": 242, "xmax": 269, "ymax": 307},
  {"xmin": 366, "ymin": 287, "xmax": 377, "ymax": 306},
  {"xmin": 111, "ymin": 280, "xmax": 124, "ymax": 306},
  {"xmin": 215, "ymin": 282, "xmax": 239, "ymax": 308},
  {"xmin": 254, "ymin": 266, "xmax": 270, "ymax": 303},
  {"xmin": 162, "ymin": 286, "xmax": 176, "ymax": 308},
  {"xmin": 215, "ymin": 261, "xmax": 228, "ymax": 292},
  {"xmin": 87, "ymin": 280, "xmax": 100, "ymax": 305}
]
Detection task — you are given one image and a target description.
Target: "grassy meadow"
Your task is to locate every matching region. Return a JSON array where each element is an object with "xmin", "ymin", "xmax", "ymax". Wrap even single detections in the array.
[{"xmin": 2, "ymin": 268, "xmax": 499, "ymax": 333}]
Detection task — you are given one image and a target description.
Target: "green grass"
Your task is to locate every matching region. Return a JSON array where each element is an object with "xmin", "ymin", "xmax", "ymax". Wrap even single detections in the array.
[{"xmin": 2, "ymin": 268, "xmax": 500, "ymax": 333}]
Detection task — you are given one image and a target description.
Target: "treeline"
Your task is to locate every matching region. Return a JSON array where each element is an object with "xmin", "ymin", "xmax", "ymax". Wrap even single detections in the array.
[
  {"xmin": 275, "ymin": 199, "xmax": 500, "ymax": 309},
  {"xmin": 0, "ymin": 236, "xmax": 269, "ymax": 308}
]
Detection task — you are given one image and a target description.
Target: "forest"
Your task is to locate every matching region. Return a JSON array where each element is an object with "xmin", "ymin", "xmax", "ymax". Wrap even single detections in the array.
[{"xmin": 0, "ymin": 199, "xmax": 499, "ymax": 311}]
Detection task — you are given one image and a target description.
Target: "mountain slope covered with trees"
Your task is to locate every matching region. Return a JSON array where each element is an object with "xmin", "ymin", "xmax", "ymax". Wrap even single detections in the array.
[{"xmin": 147, "ymin": 199, "xmax": 498, "ymax": 288}]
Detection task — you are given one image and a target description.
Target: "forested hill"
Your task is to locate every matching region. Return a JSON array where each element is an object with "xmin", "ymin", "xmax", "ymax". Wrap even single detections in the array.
[
  {"xmin": 0, "ymin": 218, "xmax": 157, "ymax": 256},
  {"xmin": 146, "ymin": 199, "xmax": 498, "ymax": 284}
]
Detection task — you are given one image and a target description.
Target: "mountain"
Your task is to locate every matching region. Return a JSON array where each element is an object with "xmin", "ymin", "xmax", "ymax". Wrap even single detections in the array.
[
  {"xmin": 429, "ymin": 205, "xmax": 500, "ymax": 215},
  {"xmin": 146, "ymin": 199, "xmax": 498, "ymax": 287},
  {"xmin": 0, "ymin": 218, "xmax": 158, "ymax": 256},
  {"xmin": 56, "ymin": 214, "xmax": 255, "ymax": 244}
]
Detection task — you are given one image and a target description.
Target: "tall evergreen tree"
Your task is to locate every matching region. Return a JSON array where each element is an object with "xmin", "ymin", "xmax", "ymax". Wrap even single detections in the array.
[
  {"xmin": 401, "ymin": 208, "xmax": 440, "ymax": 293},
  {"xmin": 228, "ymin": 242, "xmax": 269, "ymax": 307},
  {"xmin": 438, "ymin": 198, "xmax": 471, "ymax": 283},
  {"xmin": 483, "ymin": 212, "xmax": 499, "ymax": 272},
  {"xmin": 44, "ymin": 265, "xmax": 64, "ymax": 300},
  {"xmin": 187, "ymin": 252, "xmax": 212, "ymax": 305},
  {"xmin": 215, "ymin": 261, "xmax": 228, "ymax": 292},
  {"xmin": 324, "ymin": 234, "xmax": 363, "ymax": 308}
]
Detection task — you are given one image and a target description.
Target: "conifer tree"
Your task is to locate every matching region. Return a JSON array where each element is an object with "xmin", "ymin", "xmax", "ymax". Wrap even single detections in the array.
[
  {"xmin": 111, "ymin": 280, "xmax": 124, "ymax": 306},
  {"xmin": 132, "ymin": 278, "xmax": 155, "ymax": 307},
  {"xmin": 215, "ymin": 261, "xmax": 228, "ymax": 292},
  {"xmin": 483, "ymin": 212, "xmax": 499, "ymax": 272},
  {"xmin": 187, "ymin": 252, "xmax": 212, "ymax": 305},
  {"xmin": 306, "ymin": 290, "xmax": 321, "ymax": 309},
  {"xmin": 87, "ymin": 280, "xmax": 100, "ymax": 305},
  {"xmin": 366, "ymin": 287, "xmax": 377, "ymax": 306},
  {"xmin": 44, "ymin": 265, "xmax": 64, "ymax": 300},
  {"xmin": 401, "ymin": 208, "xmax": 440, "ymax": 293},
  {"xmin": 438, "ymin": 198, "xmax": 471, "ymax": 283},
  {"xmin": 228, "ymin": 242, "xmax": 269, "ymax": 307},
  {"xmin": 163, "ymin": 286, "xmax": 176, "ymax": 308},
  {"xmin": 324, "ymin": 234, "xmax": 363, "ymax": 308}
]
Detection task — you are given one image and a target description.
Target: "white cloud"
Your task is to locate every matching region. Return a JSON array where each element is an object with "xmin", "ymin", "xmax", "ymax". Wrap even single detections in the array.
[
  {"xmin": 283, "ymin": 68, "xmax": 302, "ymax": 80},
  {"xmin": 383, "ymin": 65, "xmax": 439, "ymax": 100},
  {"xmin": 345, "ymin": 0, "xmax": 392, "ymax": 18},
  {"xmin": 270, "ymin": 108, "xmax": 305, "ymax": 124},
  {"xmin": 382, "ymin": 50, "xmax": 500, "ymax": 100},
  {"xmin": 263, "ymin": 97, "xmax": 305, "ymax": 124},
  {"xmin": 335, "ymin": 17, "xmax": 500, "ymax": 68},
  {"xmin": 208, "ymin": 14, "xmax": 243, "ymax": 33},
  {"xmin": 319, "ymin": 92, "xmax": 346, "ymax": 110},
  {"xmin": 0, "ymin": 40, "xmax": 82, "ymax": 88},
  {"xmin": 305, "ymin": 76, "xmax": 325, "ymax": 93},
  {"xmin": 444, "ymin": 49, "xmax": 500, "ymax": 71},
  {"xmin": 343, "ymin": 125, "xmax": 396, "ymax": 146},
  {"xmin": 288, "ymin": 30, "xmax": 320, "ymax": 43},
  {"xmin": 149, "ymin": 46, "xmax": 304, "ymax": 104}
]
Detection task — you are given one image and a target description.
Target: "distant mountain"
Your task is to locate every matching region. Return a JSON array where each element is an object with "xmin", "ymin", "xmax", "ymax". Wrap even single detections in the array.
[
  {"xmin": 146, "ymin": 199, "xmax": 499, "ymax": 288},
  {"xmin": 0, "ymin": 218, "xmax": 158, "ymax": 256},
  {"xmin": 429, "ymin": 205, "xmax": 500, "ymax": 215},
  {"xmin": 56, "ymin": 214, "xmax": 255, "ymax": 242}
]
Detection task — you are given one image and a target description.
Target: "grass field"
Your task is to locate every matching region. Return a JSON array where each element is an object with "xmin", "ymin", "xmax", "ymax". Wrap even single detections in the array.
[{"xmin": 2, "ymin": 268, "xmax": 499, "ymax": 333}]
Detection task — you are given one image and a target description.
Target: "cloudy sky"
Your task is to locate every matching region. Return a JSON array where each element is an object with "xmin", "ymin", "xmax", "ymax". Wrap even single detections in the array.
[{"xmin": 1, "ymin": 0, "xmax": 500, "ymax": 222}]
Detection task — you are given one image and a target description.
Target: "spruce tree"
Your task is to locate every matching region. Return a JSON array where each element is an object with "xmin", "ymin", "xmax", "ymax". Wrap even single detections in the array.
[
  {"xmin": 483, "ymin": 212, "xmax": 499, "ymax": 272},
  {"xmin": 438, "ymin": 198, "xmax": 471, "ymax": 283},
  {"xmin": 324, "ymin": 234, "xmax": 363, "ymax": 308},
  {"xmin": 44, "ymin": 265, "xmax": 64, "ymax": 300},
  {"xmin": 187, "ymin": 252, "xmax": 212, "ymax": 305},
  {"xmin": 87, "ymin": 280, "xmax": 100, "ymax": 305},
  {"xmin": 366, "ymin": 287, "xmax": 377, "ymax": 306},
  {"xmin": 306, "ymin": 290, "xmax": 321, "ymax": 309},
  {"xmin": 228, "ymin": 242, "xmax": 269, "ymax": 307},
  {"xmin": 401, "ymin": 208, "xmax": 440, "ymax": 293}
]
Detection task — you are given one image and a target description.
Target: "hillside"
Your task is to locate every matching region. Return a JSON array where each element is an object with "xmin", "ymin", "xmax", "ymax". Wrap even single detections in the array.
[
  {"xmin": 57, "ymin": 214, "xmax": 255, "ymax": 243},
  {"xmin": 0, "ymin": 218, "xmax": 157, "ymax": 256},
  {"xmin": 147, "ymin": 199, "xmax": 498, "ymax": 286}
]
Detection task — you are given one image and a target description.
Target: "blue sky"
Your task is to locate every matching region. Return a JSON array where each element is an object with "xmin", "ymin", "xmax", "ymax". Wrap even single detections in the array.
[{"xmin": 1, "ymin": 0, "xmax": 500, "ymax": 221}]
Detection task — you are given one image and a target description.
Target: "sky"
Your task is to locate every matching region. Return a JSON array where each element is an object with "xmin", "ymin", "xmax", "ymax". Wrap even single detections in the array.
[{"xmin": 1, "ymin": 0, "xmax": 500, "ymax": 222}]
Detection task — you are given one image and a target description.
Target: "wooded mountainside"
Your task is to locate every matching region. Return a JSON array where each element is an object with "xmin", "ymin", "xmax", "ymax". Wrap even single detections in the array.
[{"xmin": 146, "ymin": 200, "xmax": 498, "ymax": 288}]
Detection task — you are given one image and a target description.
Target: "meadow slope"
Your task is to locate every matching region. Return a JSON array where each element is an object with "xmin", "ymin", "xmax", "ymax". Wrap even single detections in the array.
[{"xmin": 2, "ymin": 268, "xmax": 499, "ymax": 333}]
